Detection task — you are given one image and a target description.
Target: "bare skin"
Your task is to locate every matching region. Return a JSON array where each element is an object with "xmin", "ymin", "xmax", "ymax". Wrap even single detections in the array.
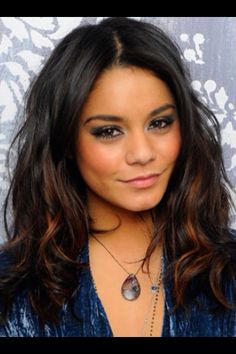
[{"xmin": 76, "ymin": 66, "xmax": 181, "ymax": 336}]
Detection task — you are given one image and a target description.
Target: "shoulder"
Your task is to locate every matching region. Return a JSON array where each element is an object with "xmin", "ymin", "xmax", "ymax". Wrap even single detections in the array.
[
  {"xmin": 0, "ymin": 286, "xmax": 64, "ymax": 337},
  {"xmin": 0, "ymin": 249, "xmax": 80, "ymax": 337},
  {"xmin": 0, "ymin": 248, "xmax": 41, "ymax": 337},
  {"xmin": 0, "ymin": 290, "xmax": 40, "ymax": 337}
]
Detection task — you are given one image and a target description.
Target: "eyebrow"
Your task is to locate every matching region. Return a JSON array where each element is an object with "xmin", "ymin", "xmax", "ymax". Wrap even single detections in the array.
[{"xmin": 83, "ymin": 103, "xmax": 176, "ymax": 125}]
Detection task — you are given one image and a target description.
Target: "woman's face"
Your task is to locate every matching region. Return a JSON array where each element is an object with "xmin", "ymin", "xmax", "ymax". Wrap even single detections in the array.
[{"xmin": 76, "ymin": 66, "xmax": 181, "ymax": 212}]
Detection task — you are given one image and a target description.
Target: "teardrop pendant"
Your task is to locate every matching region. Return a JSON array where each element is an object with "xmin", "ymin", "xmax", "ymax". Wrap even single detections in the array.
[{"xmin": 121, "ymin": 273, "xmax": 141, "ymax": 301}]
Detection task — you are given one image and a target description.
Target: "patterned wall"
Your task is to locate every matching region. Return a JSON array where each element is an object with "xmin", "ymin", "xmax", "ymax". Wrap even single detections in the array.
[{"xmin": 0, "ymin": 17, "xmax": 236, "ymax": 242}]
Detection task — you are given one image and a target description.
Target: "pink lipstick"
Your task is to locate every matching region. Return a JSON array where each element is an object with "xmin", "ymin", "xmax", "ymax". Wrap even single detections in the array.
[{"xmin": 122, "ymin": 174, "xmax": 160, "ymax": 188}]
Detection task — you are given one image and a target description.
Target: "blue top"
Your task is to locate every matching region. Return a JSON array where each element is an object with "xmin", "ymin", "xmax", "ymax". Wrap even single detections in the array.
[{"xmin": 1, "ymin": 230, "xmax": 236, "ymax": 337}]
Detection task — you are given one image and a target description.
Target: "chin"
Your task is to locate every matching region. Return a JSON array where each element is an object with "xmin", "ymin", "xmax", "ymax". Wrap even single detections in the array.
[{"xmin": 123, "ymin": 199, "xmax": 162, "ymax": 212}]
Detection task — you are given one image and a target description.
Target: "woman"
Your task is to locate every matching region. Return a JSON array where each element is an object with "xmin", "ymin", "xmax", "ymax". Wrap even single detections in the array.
[{"xmin": 0, "ymin": 17, "xmax": 236, "ymax": 337}]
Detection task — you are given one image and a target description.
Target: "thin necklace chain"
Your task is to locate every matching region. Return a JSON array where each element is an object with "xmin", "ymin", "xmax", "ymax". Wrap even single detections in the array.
[
  {"xmin": 91, "ymin": 234, "xmax": 143, "ymax": 276},
  {"xmin": 142, "ymin": 256, "xmax": 164, "ymax": 337}
]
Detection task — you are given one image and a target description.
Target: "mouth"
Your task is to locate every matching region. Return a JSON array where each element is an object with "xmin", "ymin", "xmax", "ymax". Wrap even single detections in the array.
[{"xmin": 121, "ymin": 173, "xmax": 161, "ymax": 188}]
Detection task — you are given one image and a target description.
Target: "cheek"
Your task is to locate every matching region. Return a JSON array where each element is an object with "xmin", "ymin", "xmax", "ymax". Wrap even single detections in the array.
[
  {"xmin": 158, "ymin": 133, "xmax": 182, "ymax": 163},
  {"xmin": 76, "ymin": 138, "xmax": 122, "ymax": 175}
]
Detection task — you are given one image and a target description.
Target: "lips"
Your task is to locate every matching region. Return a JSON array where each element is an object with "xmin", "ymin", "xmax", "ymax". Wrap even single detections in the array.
[
  {"xmin": 124, "ymin": 173, "xmax": 160, "ymax": 183},
  {"xmin": 121, "ymin": 173, "xmax": 160, "ymax": 188}
]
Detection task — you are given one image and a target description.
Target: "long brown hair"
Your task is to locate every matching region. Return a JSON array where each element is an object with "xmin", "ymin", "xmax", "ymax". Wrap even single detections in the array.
[{"xmin": 1, "ymin": 17, "xmax": 236, "ymax": 325}]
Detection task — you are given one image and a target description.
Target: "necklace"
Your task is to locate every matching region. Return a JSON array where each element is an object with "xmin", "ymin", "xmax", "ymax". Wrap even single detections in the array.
[
  {"xmin": 141, "ymin": 256, "xmax": 163, "ymax": 336},
  {"xmin": 91, "ymin": 234, "xmax": 161, "ymax": 302},
  {"xmin": 91, "ymin": 234, "xmax": 142, "ymax": 300}
]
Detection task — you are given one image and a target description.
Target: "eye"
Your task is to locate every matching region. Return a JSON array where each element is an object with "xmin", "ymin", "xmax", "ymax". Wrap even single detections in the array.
[
  {"xmin": 148, "ymin": 116, "xmax": 174, "ymax": 130},
  {"xmin": 90, "ymin": 126, "xmax": 123, "ymax": 140}
]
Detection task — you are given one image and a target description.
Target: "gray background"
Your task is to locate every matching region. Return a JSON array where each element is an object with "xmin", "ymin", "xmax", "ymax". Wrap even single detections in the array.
[{"xmin": 0, "ymin": 17, "xmax": 236, "ymax": 243}]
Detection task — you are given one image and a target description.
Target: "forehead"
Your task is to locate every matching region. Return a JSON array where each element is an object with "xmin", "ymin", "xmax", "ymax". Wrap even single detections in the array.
[{"xmin": 80, "ymin": 66, "xmax": 175, "ymax": 119}]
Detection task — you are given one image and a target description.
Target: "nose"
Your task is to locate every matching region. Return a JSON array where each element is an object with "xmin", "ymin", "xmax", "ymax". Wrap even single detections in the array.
[{"xmin": 125, "ymin": 132, "xmax": 156, "ymax": 166}]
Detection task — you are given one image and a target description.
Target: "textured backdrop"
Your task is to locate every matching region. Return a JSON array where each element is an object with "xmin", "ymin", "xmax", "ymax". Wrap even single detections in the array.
[{"xmin": 0, "ymin": 17, "xmax": 236, "ymax": 242}]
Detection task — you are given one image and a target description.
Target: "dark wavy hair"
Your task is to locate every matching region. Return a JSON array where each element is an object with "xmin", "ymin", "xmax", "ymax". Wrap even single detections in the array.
[{"xmin": 1, "ymin": 17, "xmax": 236, "ymax": 325}]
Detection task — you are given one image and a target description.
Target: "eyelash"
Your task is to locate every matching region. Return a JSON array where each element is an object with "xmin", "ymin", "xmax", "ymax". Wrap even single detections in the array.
[{"xmin": 90, "ymin": 116, "xmax": 174, "ymax": 140}]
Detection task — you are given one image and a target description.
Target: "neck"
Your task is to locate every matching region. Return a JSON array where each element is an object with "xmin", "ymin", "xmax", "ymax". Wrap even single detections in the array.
[{"xmin": 87, "ymin": 190, "xmax": 155, "ymax": 258}]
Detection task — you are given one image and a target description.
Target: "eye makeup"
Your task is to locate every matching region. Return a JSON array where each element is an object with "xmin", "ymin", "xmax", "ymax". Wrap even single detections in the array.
[
  {"xmin": 89, "ymin": 115, "xmax": 175, "ymax": 140},
  {"xmin": 90, "ymin": 126, "xmax": 122, "ymax": 140},
  {"xmin": 148, "ymin": 115, "xmax": 174, "ymax": 130}
]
